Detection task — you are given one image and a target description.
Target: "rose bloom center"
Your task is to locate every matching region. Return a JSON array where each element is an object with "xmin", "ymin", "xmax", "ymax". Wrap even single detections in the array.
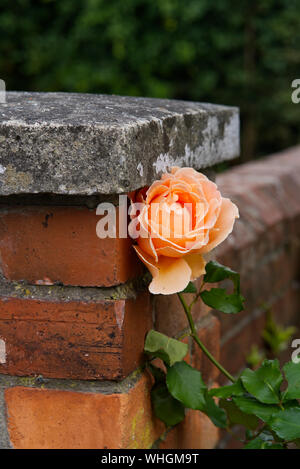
[{"xmin": 149, "ymin": 194, "xmax": 192, "ymax": 239}]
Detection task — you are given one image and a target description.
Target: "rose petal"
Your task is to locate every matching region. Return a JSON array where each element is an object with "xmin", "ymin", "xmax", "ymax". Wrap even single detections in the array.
[
  {"xmin": 156, "ymin": 245, "xmax": 189, "ymax": 257},
  {"xmin": 146, "ymin": 181, "xmax": 169, "ymax": 204},
  {"xmin": 200, "ymin": 197, "xmax": 239, "ymax": 253},
  {"xmin": 172, "ymin": 167, "xmax": 208, "ymax": 182},
  {"xmin": 133, "ymin": 246, "xmax": 192, "ymax": 295},
  {"xmin": 138, "ymin": 235, "xmax": 158, "ymax": 262},
  {"xmin": 184, "ymin": 253, "xmax": 206, "ymax": 280}
]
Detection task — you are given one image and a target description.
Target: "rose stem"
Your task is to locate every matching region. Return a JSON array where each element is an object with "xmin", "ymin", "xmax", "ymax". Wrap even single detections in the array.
[{"xmin": 177, "ymin": 292, "xmax": 236, "ymax": 384}]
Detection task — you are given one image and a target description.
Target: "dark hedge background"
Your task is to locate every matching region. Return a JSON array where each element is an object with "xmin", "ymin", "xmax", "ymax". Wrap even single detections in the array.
[{"xmin": 1, "ymin": 0, "xmax": 299, "ymax": 162}]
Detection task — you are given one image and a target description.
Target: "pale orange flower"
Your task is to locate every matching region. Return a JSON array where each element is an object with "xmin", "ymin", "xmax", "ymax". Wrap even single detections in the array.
[{"xmin": 129, "ymin": 167, "xmax": 239, "ymax": 295}]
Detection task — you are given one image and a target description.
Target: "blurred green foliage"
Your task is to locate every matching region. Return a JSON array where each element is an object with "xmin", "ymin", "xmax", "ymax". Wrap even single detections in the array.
[
  {"xmin": 263, "ymin": 310, "xmax": 297, "ymax": 356},
  {"xmin": 0, "ymin": 0, "xmax": 299, "ymax": 161}
]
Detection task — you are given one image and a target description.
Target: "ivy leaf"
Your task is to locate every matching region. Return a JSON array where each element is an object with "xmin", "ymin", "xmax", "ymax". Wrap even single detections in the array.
[
  {"xmin": 282, "ymin": 361, "xmax": 300, "ymax": 401},
  {"xmin": 151, "ymin": 383, "xmax": 185, "ymax": 427},
  {"xmin": 201, "ymin": 261, "xmax": 244, "ymax": 313},
  {"xmin": 220, "ymin": 398, "xmax": 259, "ymax": 430},
  {"xmin": 262, "ymin": 443, "xmax": 285, "ymax": 449},
  {"xmin": 209, "ymin": 379, "xmax": 245, "ymax": 399},
  {"xmin": 204, "ymin": 261, "xmax": 241, "ymax": 294},
  {"xmin": 241, "ymin": 360, "xmax": 283, "ymax": 404},
  {"xmin": 166, "ymin": 361, "xmax": 207, "ymax": 410},
  {"xmin": 268, "ymin": 408, "xmax": 300, "ymax": 441},
  {"xmin": 263, "ymin": 444, "xmax": 285, "ymax": 449},
  {"xmin": 200, "ymin": 288, "xmax": 244, "ymax": 314},
  {"xmin": 144, "ymin": 330, "xmax": 188, "ymax": 366},
  {"xmin": 181, "ymin": 281, "xmax": 197, "ymax": 293},
  {"xmin": 202, "ymin": 393, "xmax": 227, "ymax": 428},
  {"xmin": 233, "ymin": 396, "xmax": 281, "ymax": 422},
  {"xmin": 244, "ymin": 432, "xmax": 284, "ymax": 449}
]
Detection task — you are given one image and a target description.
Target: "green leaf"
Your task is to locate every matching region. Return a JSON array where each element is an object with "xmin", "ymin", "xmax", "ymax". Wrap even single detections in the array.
[
  {"xmin": 241, "ymin": 360, "xmax": 283, "ymax": 404},
  {"xmin": 166, "ymin": 361, "xmax": 206, "ymax": 410},
  {"xmin": 244, "ymin": 433, "xmax": 284, "ymax": 449},
  {"xmin": 202, "ymin": 393, "xmax": 227, "ymax": 428},
  {"xmin": 151, "ymin": 383, "xmax": 185, "ymax": 427},
  {"xmin": 204, "ymin": 260, "xmax": 241, "ymax": 294},
  {"xmin": 144, "ymin": 330, "xmax": 188, "ymax": 366},
  {"xmin": 166, "ymin": 363, "xmax": 226, "ymax": 428},
  {"xmin": 244, "ymin": 436, "xmax": 266, "ymax": 449},
  {"xmin": 220, "ymin": 398, "xmax": 259, "ymax": 430},
  {"xmin": 181, "ymin": 281, "xmax": 197, "ymax": 293},
  {"xmin": 268, "ymin": 408, "xmax": 300, "ymax": 441},
  {"xmin": 265, "ymin": 444, "xmax": 285, "ymax": 449},
  {"xmin": 200, "ymin": 288, "xmax": 244, "ymax": 314},
  {"xmin": 201, "ymin": 261, "xmax": 245, "ymax": 313},
  {"xmin": 233, "ymin": 396, "xmax": 281, "ymax": 422},
  {"xmin": 282, "ymin": 361, "xmax": 300, "ymax": 400},
  {"xmin": 209, "ymin": 380, "xmax": 245, "ymax": 399}
]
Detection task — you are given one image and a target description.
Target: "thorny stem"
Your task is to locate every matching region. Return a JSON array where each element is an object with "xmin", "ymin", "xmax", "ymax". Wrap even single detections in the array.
[{"xmin": 178, "ymin": 292, "xmax": 236, "ymax": 384}]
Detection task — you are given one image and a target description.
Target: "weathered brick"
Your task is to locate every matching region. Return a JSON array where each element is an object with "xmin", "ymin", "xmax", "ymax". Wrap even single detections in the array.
[
  {"xmin": 0, "ymin": 290, "xmax": 152, "ymax": 380},
  {"xmin": 159, "ymin": 408, "xmax": 219, "ymax": 449},
  {"xmin": 220, "ymin": 312, "xmax": 267, "ymax": 384},
  {"xmin": 271, "ymin": 283, "xmax": 300, "ymax": 328},
  {"xmin": 217, "ymin": 244, "xmax": 299, "ymax": 341},
  {"xmin": 0, "ymin": 205, "xmax": 142, "ymax": 287},
  {"xmin": 5, "ymin": 373, "xmax": 164, "ymax": 449}
]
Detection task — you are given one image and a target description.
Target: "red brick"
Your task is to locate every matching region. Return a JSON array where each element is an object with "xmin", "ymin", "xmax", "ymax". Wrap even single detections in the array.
[
  {"xmin": 216, "ymin": 243, "xmax": 299, "ymax": 340},
  {"xmin": 0, "ymin": 205, "xmax": 142, "ymax": 287},
  {"xmin": 220, "ymin": 312, "xmax": 267, "ymax": 384},
  {"xmin": 5, "ymin": 373, "xmax": 164, "ymax": 449},
  {"xmin": 192, "ymin": 315, "xmax": 221, "ymax": 383},
  {"xmin": 271, "ymin": 284, "xmax": 300, "ymax": 328},
  {"xmin": 5, "ymin": 372, "xmax": 220, "ymax": 450},
  {"xmin": 217, "ymin": 278, "xmax": 299, "ymax": 362},
  {"xmin": 0, "ymin": 291, "xmax": 152, "ymax": 380},
  {"xmin": 215, "ymin": 147, "xmax": 300, "ymax": 446},
  {"xmin": 159, "ymin": 409, "xmax": 219, "ymax": 449}
]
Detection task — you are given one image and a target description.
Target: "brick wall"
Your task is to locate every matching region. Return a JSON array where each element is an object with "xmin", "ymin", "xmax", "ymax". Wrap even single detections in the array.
[
  {"xmin": 0, "ymin": 145, "xmax": 299, "ymax": 449},
  {"xmin": 0, "ymin": 199, "xmax": 220, "ymax": 449},
  {"xmin": 216, "ymin": 146, "xmax": 300, "ymax": 447}
]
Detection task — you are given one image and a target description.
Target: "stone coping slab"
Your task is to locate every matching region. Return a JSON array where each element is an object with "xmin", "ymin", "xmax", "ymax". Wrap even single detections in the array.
[{"xmin": 0, "ymin": 92, "xmax": 239, "ymax": 195}]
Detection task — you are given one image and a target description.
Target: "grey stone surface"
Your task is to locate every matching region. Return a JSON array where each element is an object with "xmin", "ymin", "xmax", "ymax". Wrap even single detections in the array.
[
  {"xmin": 0, "ymin": 92, "xmax": 239, "ymax": 195},
  {"xmin": 0, "ymin": 369, "xmax": 142, "ymax": 397},
  {"xmin": 0, "ymin": 272, "xmax": 149, "ymax": 302},
  {"xmin": 0, "ymin": 387, "xmax": 11, "ymax": 448}
]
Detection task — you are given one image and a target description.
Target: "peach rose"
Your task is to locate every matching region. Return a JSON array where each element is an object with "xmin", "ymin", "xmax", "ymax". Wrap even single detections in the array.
[{"xmin": 129, "ymin": 167, "xmax": 238, "ymax": 295}]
